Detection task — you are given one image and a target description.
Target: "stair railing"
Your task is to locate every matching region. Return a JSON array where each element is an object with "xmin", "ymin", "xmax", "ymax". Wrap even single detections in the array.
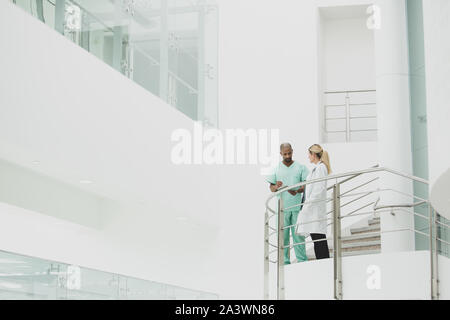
[{"xmin": 264, "ymin": 166, "xmax": 448, "ymax": 300}]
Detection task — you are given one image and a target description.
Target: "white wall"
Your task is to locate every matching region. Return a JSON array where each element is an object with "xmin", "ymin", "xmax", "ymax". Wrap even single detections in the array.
[
  {"xmin": 323, "ymin": 17, "xmax": 375, "ymax": 91},
  {"xmin": 318, "ymin": 5, "xmax": 377, "ymax": 143},
  {"xmin": 283, "ymin": 251, "xmax": 450, "ymax": 299},
  {"xmin": 0, "ymin": 159, "xmax": 102, "ymax": 228},
  {"xmin": 422, "ymin": 0, "xmax": 450, "ymax": 220},
  {"xmin": 1, "ymin": 0, "xmax": 386, "ymax": 300},
  {"xmin": 216, "ymin": 0, "xmax": 378, "ymax": 299}
]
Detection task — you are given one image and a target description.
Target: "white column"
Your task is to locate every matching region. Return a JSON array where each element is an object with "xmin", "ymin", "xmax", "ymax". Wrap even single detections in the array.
[
  {"xmin": 423, "ymin": 0, "xmax": 450, "ymax": 221},
  {"xmin": 374, "ymin": 0, "xmax": 415, "ymax": 252}
]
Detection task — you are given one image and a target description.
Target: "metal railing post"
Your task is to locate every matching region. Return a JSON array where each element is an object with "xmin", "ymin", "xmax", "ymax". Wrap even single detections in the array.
[
  {"xmin": 264, "ymin": 210, "xmax": 269, "ymax": 300},
  {"xmin": 430, "ymin": 205, "xmax": 439, "ymax": 300},
  {"xmin": 277, "ymin": 198, "xmax": 285, "ymax": 300},
  {"xmin": 264, "ymin": 166, "xmax": 433, "ymax": 301},
  {"xmin": 345, "ymin": 92, "xmax": 350, "ymax": 142},
  {"xmin": 333, "ymin": 184, "xmax": 343, "ymax": 300}
]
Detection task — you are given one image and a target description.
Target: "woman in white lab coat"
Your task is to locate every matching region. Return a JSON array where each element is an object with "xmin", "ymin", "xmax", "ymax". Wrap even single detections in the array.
[{"xmin": 296, "ymin": 144, "xmax": 332, "ymax": 259}]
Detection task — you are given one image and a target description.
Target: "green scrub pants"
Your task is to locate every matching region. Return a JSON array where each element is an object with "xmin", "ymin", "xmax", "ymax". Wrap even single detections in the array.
[{"xmin": 284, "ymin": 210, "xmax": 307, "ymax": 264}]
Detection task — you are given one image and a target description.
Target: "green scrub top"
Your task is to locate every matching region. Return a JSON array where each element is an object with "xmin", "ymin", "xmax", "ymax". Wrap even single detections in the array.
[{"xmin": 266, "ymin": 161, "xmax": 309, "ymax": 212}]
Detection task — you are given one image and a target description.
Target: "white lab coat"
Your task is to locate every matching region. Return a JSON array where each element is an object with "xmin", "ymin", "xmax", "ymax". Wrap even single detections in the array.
[{"xmin": 296, "ymin": 161, "xmax": 328, "ymax": 236}]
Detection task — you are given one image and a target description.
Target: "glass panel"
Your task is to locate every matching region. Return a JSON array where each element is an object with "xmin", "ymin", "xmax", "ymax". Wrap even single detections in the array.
[
  {"xmin": 166, "ymin": 285, "xmax": 214, "ymax": 300},
  {"xmin": 201, "ymin": 2, "xmax": 219, "ymax": 127},
  {"xmin": 168, "ymin": 5, "xmax": 199, "ymax": 118},
  {"xmin": 438, "ymin": 214, "xmax": 450, "ymax": 258},
  {"xmin": 0, "ymin": 250, "xmax": 218, "ymax": 299},
  {"xmin": 67, "ymin": 268, "xmax": 119, "ymax": 300},
  {"xmin": 9, "ymin": 0, "xmax": 218, "ymax": 126},
  {"xmin": 121, "ymin": 276, "xmax": 167, "ymax": 300},
  {"xmin": 132, "ymin": 44, "xmax": 161, "ymax": 96},
  {"xmin": 0, "ymin": 250, "xmax": 69, "ymax": 300}
]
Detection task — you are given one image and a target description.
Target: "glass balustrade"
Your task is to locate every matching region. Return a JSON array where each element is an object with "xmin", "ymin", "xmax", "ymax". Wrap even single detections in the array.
[
  {"xmin": 0, "ymin": 249, "xmax": 218, "ymax": 300},
  {"xmin": 10, "ymin": 0, "xmax": 219, "ymax": 127}
]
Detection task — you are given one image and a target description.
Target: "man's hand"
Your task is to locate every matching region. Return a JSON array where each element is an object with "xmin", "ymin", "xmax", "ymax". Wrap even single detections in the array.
[
  {"xmin": 287, "ymin": 189, "xmax": 297, "ymax": 196},
  {"xmin": 270, "ymin": 181, "xmax": 283, "ymax": 192}
]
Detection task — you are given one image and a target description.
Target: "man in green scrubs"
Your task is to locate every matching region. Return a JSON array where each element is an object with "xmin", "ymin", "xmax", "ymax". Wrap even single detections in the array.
[{"xmin": 267, "ymin": 143, "xmax": 309, "ymax": 264}]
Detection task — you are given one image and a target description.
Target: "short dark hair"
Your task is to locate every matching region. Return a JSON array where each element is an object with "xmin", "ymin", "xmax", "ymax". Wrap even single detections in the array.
[{"xmin": 280, "ymin": 143, "xmax": 292, "ymax": 151}]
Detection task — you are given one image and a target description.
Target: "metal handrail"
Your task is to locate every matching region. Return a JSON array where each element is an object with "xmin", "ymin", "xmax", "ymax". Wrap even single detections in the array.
[
  {"xmin": 266, "ymin": 166, "xmax": 428, "ymax": 213},
  {"xmin": 264, "ymin": 165, "xmax": 443, "ymax": 301},
  {"xmin": 268, "ymin": 222, "xmax": 437, "ymax": 264},
  {"xmin": 374, "ymin": 200, "xmax": 428, "ymax": 210},
  {"xmin": 332, "ymin": 176, "xmax": 380, "ymax": 197},
  {"xmin": 281, "ymin": 225, "xmax": 432, "ymax": 253},
  {"xmin": 324, "ymin": 89, "xmax": 377, "ymax": 94},
  {"xmin": 326, "ymin": 164, "xmax": 379, "ymax": 192},
  {"xmin": 277, "ymin": 202, "xmax": 434, "ymax": 245},
  {"xmin": 324, "ymin": 90, "xmax": 377, "ymax": 142}
]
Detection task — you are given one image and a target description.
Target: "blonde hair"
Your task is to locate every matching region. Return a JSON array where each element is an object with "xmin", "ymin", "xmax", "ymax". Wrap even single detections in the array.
[{"xmin": 309, "ymin": 144, "xmax": 332, "ymax": 174}]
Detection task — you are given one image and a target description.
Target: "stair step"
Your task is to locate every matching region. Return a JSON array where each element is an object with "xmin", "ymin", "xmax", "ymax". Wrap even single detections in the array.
[
  {"xmin": 368, "ymin": 219, "xmax": 380, "ymax": 226},
  {"xmin": 331, "ymin": 241, "xmax": 380, "ymax": 252},
  {"xmin": 342, "ymin": 244, "xmax": 380, "ymax": 252},
  {"xmin": 342, "ymin": 232, "xmax": 380, "ymax": 243},
  {"xmin": 350, "ymin": 225, "xmax": 380, "ymax": 234},
  {"xmin": 306, "ymin": 249, "xmax": 380, "ymax": 260},
  {"xmin": 342, "ymin": 240, "xmax": 380, "ymax": 249},
  {"xmin": 339, "ymin": 249, "xmax": 380, "ymax": 257}
]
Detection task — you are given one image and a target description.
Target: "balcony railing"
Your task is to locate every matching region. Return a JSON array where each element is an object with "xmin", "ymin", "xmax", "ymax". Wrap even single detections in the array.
[
  {"xmin": 264, "ymin": 166, "xmax": 450, "ymax": 300},
  {"xmin": 0, "ymin": 249, "xmax": 218, "ymax": 300},
  {"xmin": 10, "ymin": 0, "xmax": 219, "ymax": 127},
  {"xmin": 324, "ymin": 89, "xmax": 377, "ymax": 143}
]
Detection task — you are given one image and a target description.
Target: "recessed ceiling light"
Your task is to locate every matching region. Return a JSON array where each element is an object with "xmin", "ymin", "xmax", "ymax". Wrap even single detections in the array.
[
  {"xmin": 79, "ymin": 180, "xmax": 93, "ymax": 185},
  {"xmin": 32, "ymin": 160, "xmax": 40, "ymax": 165}
]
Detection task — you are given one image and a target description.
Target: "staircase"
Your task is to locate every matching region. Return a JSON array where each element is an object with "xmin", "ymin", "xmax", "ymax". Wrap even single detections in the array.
[
  {"xmin": 340, "ymin": 216, "xmax": 381, "ymax": 256},
  {"xmin": 265, "ymin": 166, "xmax": 439, "ymax": 299},
  {"xmin": 304, "ymin": 216, "xmax": 381, "ymax": 260}
]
